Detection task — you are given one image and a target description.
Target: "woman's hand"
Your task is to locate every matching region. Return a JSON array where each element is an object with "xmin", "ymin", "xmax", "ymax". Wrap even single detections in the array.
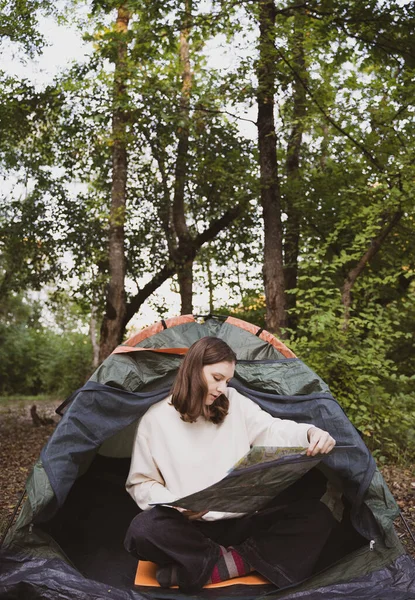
[
  {"xmin": 306, "ymin": 427, "xmax": 336, "ymax": 456},
  {"xmin": 182, "ymin": 510, "xmax": 208, "ymax": 520}
]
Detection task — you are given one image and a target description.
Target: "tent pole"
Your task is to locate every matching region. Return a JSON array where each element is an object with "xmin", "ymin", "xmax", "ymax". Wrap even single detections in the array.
[{"xmin": 0, "ymin": 489, "xmax": 26, "ymax": 549}]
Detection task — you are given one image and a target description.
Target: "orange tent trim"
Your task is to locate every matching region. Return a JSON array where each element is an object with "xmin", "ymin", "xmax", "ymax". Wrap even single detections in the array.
[
  {"xmin": 118, "ymin": 315, "xmax": 195, "ymax": 349},
  {"xmin": 112, "ymin": 314, "xmax": 296, "ymax": 359},
  {"xmin": 225, "ymin": 316, "xmax": 296, "ymax": 359}
]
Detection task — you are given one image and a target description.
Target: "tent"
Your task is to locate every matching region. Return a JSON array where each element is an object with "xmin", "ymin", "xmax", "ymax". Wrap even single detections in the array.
[{"xmin": 1, "ymin": 314, "xmax": 415, "ymax": 600}]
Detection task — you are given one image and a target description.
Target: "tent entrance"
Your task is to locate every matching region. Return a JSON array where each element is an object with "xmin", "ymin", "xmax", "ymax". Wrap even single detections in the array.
[
  {"xmin": 40, "ymin": 454, "xmax": 368, "ymax": 594},
  {"xmin": 41, "ymin": 455, "xmax": 138, "ymax": 589}
]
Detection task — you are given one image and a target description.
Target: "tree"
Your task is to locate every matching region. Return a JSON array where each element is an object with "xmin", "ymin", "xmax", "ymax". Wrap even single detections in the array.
[
  {"xmin": 0, "ymin": 0, "xmax": 65, "ymax": 305},
  {"xmin": 171, "ymin": 0, "xmax": 194, "ymax": 314},
  {"xmin": 256, "ymin": 0, "xmax": 287, "ymax": 335},
  {"xmin": 21, "ymin": 0, "xmax": 257, "ymax": 358},
  {"xmin": 282, "ymin": 8, "xmax": 307, "ymax": 327},
  {"xmin": 99, "ymin": 3, "xmax": 130, "ymax": 361}
]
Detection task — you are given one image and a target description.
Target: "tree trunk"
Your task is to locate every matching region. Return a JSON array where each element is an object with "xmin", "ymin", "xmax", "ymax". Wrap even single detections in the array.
[
  {"xmin": 341, "ymin": 210, "xmax": 403, "ymax": 329},
  {"xmin": 89, "ymin": 302, "xmax": 100, "ymax": 369},
  {"xmin": 205, "ymin": 250, "xmax": 215, "ymax": 314},
  {"xmin": 99, "ymin": 5, "xmax": 130, "ymax": 362},
  {"xmin": 177, "ymin": 259, "xmax": 193, "ymax": 314},
  {"xmin": 284, "ymin": 10, "xmax": 307, "ymax": 329},
  {"xmin": 320, "ymin": 122, "xmax": 329, "ymax": 170},
  {"xmin": 173, "ymin": 0, "xmax": 194, "ymax": 315},
  {"xmin": 257, "ymin": 0, "xmax": 287, "ymax": 335}
]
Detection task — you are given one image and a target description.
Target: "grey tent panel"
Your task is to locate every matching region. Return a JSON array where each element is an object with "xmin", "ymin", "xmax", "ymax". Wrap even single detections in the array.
[
  {"xmin": 236, "ymin": 360, "xmax": 330, "ymax": 395},
  {"xmin": 91, "ymin": 352, "xmax": 182, "ymax": 392}
]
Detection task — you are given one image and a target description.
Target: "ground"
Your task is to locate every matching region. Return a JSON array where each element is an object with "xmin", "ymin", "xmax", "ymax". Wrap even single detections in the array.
[{"xmin": 0, "ymin": 398, "xmax": 414, "ymax": 558}]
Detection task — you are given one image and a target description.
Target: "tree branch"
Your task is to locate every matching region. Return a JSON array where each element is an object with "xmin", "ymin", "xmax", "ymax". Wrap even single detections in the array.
[
  {"xmin": 123, "ymin": 203, "xmax": 244, "ymax": 326},
  {"xmin": 141, "ymin": 127, "xmax": 177, "ymax": 255},
  {"xmin": 193, "ymin": 104, "xmax": 258, "ymax": 126},
  {"xmin": 274, "ymin": 46, "xmax": 384, "ymax": 171},
  {"xmin": 194, "ymin": 203, "xmax": 243, "ymax": 246}
]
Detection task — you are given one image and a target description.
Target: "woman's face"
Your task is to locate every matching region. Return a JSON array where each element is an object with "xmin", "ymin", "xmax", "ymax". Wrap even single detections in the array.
[{"xmin": 202, "ymin": 361, "xmax": 235, "ymax": 405}]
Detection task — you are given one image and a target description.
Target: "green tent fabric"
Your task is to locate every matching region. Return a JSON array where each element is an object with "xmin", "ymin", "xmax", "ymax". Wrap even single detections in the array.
[{"xmin": 1, "ymin": 314, "xmax": 414, "ymax": 600}]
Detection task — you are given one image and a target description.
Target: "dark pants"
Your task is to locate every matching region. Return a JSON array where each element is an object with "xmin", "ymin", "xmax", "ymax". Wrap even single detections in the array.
[{"xmin": 124, "ymin": 498, "xmax": 335, "ymax": 593}]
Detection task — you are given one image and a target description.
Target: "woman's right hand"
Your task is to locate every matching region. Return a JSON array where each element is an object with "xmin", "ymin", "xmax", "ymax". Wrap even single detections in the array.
[{"xmin": 306, "ymin": 426, "xmax": 336, "ymax": 456}]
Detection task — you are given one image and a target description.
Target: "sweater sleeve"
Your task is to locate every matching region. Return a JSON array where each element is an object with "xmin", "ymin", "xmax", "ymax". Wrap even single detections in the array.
[
  {"xmin": 237, "ymin": 391, "xmax": 311, "ymax": 447},
  {"xmin": 126, "ymin": 431, "xmax": 177, "ymax": 511}
]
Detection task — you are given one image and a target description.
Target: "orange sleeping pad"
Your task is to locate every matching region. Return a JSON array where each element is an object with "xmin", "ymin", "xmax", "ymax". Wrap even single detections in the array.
[{"xmin": 135, "ymin": 561, "xmax": 269, "ymax": 588}]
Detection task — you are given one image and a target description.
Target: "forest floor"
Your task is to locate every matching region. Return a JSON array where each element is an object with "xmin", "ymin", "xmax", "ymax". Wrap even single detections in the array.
[{"xmin": 0, "ymin": 398, "xmax": 414, "ymax": 558}]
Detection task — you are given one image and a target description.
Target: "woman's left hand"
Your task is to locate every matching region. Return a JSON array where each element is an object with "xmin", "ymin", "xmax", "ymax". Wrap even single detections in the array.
[{"xmin": 306, "ymin": 427, "xmax": 336, "ymax": 456}]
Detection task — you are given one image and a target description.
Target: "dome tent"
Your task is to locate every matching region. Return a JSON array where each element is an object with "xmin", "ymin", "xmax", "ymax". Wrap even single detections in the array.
[{"xmin": 0, "ymin": 314, "xmax": 414, "ymax": 600}]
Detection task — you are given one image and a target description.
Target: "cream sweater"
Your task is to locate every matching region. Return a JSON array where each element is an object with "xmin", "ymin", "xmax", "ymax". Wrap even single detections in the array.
[{"xmin": 126, "ymin": 388, "xmax": 311, "ymax": 520}]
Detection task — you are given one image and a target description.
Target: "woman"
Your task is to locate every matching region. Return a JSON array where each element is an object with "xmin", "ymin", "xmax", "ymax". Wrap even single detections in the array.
[{"xmin": 124, "ymin": 336, "xmax": 336, "ymax": 593}]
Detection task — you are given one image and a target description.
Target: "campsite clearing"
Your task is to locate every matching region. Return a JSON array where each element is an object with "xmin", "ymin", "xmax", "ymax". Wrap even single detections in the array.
[{"xmin": 0, "ymin": 397, "xmax": 414, "ymax": 558}]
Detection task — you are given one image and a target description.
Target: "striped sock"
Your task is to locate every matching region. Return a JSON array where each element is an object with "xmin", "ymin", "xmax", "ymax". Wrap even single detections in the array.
[{"xmin": 207, "ymin": 546, "xmax": 253, "ymax": 584}]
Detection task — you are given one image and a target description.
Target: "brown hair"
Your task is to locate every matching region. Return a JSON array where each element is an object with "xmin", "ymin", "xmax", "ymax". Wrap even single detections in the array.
[{"xmin": 171, "ymin": 337, "xmax": 237, "ymax": 424}]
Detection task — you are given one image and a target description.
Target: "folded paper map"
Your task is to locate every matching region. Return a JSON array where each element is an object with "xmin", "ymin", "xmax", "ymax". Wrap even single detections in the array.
[{"xmin": 150, "ymin": 445, "xmax": 349, "ymax": 514}]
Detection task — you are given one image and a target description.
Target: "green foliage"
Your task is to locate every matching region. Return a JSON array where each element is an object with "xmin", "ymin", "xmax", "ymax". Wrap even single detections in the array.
[
  {"xmin": 214, "ymin": 292, "xmax": 266, "ymax": 328},
  {"xmin": 0, "ymin": 191, "xmax": 64, "ymax": 299},
  {"xmin": 0, "ymin": 324, "xmax": 92, "ymax": 397},
  {"xmin": 0, "ymin": 294, "xmax": 93, "ymax": 397},
  {"xmin": 219, "ymin": 271, "xmax": 415, "ymax": 465},
  {"xmin": 286, "ymin": 265, "xmax": 415, "ymax": 464},
  {"xmin": 0, "ymin": 0, "xmax": 55, "ymax": 56},
  {"xmin": 37, "ymin": 330, "xmax": 93, "ymax": 397}
]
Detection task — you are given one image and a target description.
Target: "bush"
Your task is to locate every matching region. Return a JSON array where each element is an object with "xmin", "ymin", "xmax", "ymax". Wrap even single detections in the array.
[
  {"xmin": 288, "ymin": 295, "xmax": 415, "ymax": 464},
  {"xmin": 0, "ymin": 294, "xmax": 93, "ymax": 398},
  {"xmin": 37, "ymin": 331, "xmax": 93, "ymax": 397},
  {"xmin": 0, "ymin": 325, "xmax": 93, "ymax": 398},
  {"xmin": 0, "ymin": 323, "xmax": 44, "ymax": 395}
]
